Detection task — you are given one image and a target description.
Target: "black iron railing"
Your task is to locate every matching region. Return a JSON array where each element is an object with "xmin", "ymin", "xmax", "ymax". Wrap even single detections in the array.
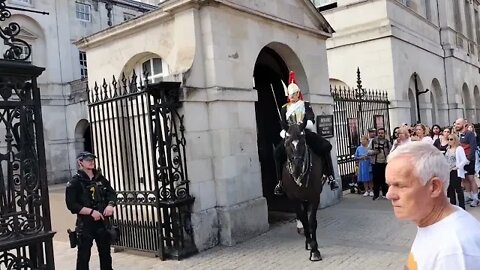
[
  {"xmin": 331, "ymin": 68, "xmax": 390, "ymax": 191},
  {"xmin": 87, "ymin": 72, "xmax": 196, "ymax": 260}
]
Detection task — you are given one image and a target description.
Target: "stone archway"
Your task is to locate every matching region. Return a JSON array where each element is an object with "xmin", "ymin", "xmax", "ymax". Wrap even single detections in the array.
[
  {"xmin": 6, "ymin": 14, "xmax": 46, "ymax": 68},
  {"xmin": 430, "ymin": 79, "xmax": 445, "ymax": 126},
  {"xmin": 74, "ymin": 119, "xmax": 92, "ymax": 156},
  {"xmin": 408, "ymin": 73, "xmax": 431, "ymax": 124},
  {"xmin": 253, "ymin": 43, "xmax": 302, "ymax": 213}
]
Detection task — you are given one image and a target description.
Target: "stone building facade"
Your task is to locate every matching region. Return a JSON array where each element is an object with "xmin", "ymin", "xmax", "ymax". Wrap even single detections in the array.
[
  {"xmin": 319, "ymin": 0, "xmax": 480, "ymax": 128},
  {"xmin": 76, "ymin": 0, "xmax": 340, "ymax": 250},
  {"xmin": 2, "ymin": 0, "xmax": 156, "ymax": 183}
]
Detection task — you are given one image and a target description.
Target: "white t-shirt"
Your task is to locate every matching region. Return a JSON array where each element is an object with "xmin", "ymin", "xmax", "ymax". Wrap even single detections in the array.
[{"xmin": 406, "ymin": 206, "xmax": 480, "ymax": 270}]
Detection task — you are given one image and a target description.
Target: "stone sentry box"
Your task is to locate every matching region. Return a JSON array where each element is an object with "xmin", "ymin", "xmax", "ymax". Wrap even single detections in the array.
[{"xmin": 76, "ymin": 0, "xmax": 340, "ymax": 253}]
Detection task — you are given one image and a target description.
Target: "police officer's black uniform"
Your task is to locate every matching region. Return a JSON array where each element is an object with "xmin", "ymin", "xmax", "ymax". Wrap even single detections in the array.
[{"xmin": 65, "ymin": 153, "xmax": 117, "ymax": 270}]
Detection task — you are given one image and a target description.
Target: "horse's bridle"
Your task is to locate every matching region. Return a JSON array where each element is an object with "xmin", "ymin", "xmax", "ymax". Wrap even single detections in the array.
[{"xmin": 286, "ymin": 138, "xmax": 311, "ymax": 187}]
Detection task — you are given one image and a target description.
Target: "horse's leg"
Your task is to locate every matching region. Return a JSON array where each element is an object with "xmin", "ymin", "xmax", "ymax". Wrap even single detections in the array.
[
  {"xmin": 294, "ymin": 201, "xmax": 310, "ymax": 250},
  {"xmin": 301, "ymin": 201, "xmax": 311, "ymax": 249},
  {"xmin": 308, "ymin": 201, "xmax": 322, "ymax": 261},
  {"xmin": 296, "ymin": 218, "xmax": 304, "ymax": 235},
  {"xmin": 295, "ymin": 202, "xmax": 307, "ymax": 235}
]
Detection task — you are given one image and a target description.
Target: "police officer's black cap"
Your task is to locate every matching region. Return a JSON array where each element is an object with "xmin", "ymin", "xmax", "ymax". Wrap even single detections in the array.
[
  {"xmin": 76, "ymin": 151, "xmax": 96, "ymax": 161},
  {"xmin": 368, "ymin": 128, "xmax": 376, "ymax": 133}
]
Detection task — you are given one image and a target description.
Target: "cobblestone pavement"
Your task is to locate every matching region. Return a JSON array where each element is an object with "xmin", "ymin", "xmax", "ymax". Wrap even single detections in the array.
[{"xmin": 49, "ymin": 185, "xmax": 480, "ymax": 270}]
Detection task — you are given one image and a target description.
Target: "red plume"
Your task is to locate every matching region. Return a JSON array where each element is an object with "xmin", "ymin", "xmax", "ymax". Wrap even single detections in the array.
[{"xmin": 289, "ymin": 71, "xmax": 297, "ymax": 84}]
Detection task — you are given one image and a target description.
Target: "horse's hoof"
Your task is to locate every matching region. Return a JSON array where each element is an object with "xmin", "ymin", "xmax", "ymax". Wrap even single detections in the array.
[
  {"xmin": 297, "ymin": 228, "xmax": 304, "ymax": 235},
  {"xmin": 309, "ymin": 251, "xmax": 322, "ymax": 262}
]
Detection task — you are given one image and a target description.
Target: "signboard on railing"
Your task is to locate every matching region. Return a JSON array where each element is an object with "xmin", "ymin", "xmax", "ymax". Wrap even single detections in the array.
[{"xmin": 316, "ymin": 115, "xmax": 334, "ymax": 138}]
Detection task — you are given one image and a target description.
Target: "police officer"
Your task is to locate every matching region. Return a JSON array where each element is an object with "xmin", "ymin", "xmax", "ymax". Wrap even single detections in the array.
[{"xmin": 65, "ymin": 151, "xmax": 117, "ymax": 270}]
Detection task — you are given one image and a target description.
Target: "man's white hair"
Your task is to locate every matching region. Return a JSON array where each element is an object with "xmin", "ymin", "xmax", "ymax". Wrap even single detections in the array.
[{"xmin": 387, "ymin": 141, "xmax": 450, "ymax": 193}]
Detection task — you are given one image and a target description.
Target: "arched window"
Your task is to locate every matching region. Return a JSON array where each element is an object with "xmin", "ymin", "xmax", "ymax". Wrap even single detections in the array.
[
  {"xmin": 140, "ymin": 58, "xmax": 169, "ymax": 83},
  {"xmin": 122, "ymin": 54, "xmax": 170, "ymax": 86},
  {"xmin": 15, "ymin": 28, "xmax": 36, "ymax": 62}
]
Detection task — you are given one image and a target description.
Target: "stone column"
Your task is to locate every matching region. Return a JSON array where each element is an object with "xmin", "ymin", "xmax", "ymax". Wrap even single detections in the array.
[
  {"xmin": 183, "ymin": 87, "xmax": 269, "ymax": 249},
  {"xmin": 389, "ymin": 100, "xmax": 413, "ymax": 127},
  {"xmin": 437, "ymin": 103, "xmax": 450, "ymax": 127},
  {"xmin": 207, "ymin": 88, "xmax": 268, "ymax": 246},
  {"xmin": 307, "ymin": 94, "xmax": 341, "ymax": 208}
]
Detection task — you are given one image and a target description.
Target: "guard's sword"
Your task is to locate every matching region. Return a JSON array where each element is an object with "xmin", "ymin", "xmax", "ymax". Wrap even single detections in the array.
[{"xmin": 270, "ymin": 83, "xmax": 282, "ymax": 121}]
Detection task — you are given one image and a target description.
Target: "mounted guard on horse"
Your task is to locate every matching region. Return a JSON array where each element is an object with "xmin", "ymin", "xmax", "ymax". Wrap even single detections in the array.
[
  {"xmin": 273, "ymin": 71, "xmax": 338, "ymax": 196},
  {"xmin": 271, "ymin": 71, "xmax": 338, "ymax": 261}
]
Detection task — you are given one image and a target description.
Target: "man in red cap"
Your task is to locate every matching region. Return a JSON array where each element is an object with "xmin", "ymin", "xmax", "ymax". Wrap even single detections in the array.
[{"xmin": 273, "ymin": 71, "xmax": 337, "ymax": 195}]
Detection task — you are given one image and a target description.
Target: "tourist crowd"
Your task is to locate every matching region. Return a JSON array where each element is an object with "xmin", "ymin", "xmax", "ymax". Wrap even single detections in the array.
[{"xmin": 354, "ymin": 118, "xmax": 480, "ymax": 208}]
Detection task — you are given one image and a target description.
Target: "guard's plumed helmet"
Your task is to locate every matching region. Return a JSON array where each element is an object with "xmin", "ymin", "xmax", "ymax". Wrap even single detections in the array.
[
  {"xmin": 282, "ymin": 71, "xmax": 303, "ymax": 102},
  {"xmin": 287, "ymin": 71, "xmax": 300, "ymax": 96}
]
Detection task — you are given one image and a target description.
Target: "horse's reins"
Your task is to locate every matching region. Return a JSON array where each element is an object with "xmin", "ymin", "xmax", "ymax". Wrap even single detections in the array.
[{"xmin": 287, "ymin": 142, "xmax": 312, "ymax": 187}]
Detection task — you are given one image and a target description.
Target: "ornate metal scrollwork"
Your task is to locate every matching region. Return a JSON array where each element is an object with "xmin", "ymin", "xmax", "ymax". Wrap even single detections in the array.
[
  {"xmin": 0, "ymin": 0, "xmax": 31, "ymax": 61},
  {"xmin": 0, "ymin": 0, "xmax": 11, "ymax": 22}
]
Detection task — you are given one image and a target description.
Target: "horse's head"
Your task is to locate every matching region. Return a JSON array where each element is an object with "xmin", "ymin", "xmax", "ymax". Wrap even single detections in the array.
[{"xmin": 284, "ymin": 124, "xmax": 308, "ymax": 180}]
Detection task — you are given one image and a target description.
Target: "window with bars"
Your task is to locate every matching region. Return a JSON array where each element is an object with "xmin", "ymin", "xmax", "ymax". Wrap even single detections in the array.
[
  {"xmin": 123, "ymin": 12, "xmax": 135, "ymax": 21},
  {"xmin": 79, "ymin": 51, "xmax": 88, "ymax": 78},
  {"xmin": 76, "ymin": 2, "xmax": 91, "ymax": 22}
]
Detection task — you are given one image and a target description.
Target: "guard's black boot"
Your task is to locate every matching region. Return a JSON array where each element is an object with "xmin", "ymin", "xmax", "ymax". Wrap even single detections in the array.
[
  {"xmin": 323, "ymin": 153, "xmax": 338, "ymax": 190},
  {"xmin": 274, "ymin": 180, "xmax": 284, "ymax": 196},
  {"xmin": 328, "ymin": 176, "xmax": 339, "ymax": 191}
]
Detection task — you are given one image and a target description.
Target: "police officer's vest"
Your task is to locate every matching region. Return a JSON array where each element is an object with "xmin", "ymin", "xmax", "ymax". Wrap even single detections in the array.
[{"xmin": 74, "ymin": 174, "xmax": 107, "ymax": 210}]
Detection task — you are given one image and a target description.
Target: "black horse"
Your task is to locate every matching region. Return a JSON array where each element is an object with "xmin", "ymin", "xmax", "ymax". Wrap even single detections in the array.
[{"xmin": 282, "ymin": 123, "xmax": 325, "ymax": 261}]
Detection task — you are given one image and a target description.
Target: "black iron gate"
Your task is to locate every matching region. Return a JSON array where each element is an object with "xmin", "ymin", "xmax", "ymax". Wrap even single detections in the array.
[
  {"xmin": 87, "ymin": 73, "xmax": 196, "ymax": 260},
  {"xmin": 0, "ymin": 5, "xmax": 55, "ymax": 270},
  {"xmin": 331, "ymin": 69, "xmax": 390, "ymax": 191}
]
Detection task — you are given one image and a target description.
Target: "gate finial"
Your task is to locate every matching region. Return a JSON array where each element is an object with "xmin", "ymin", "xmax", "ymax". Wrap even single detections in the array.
[
  {"xmin": 356, "ymin": 67, "xmax": 362, "ymax": 91},
  {"xmin": 112, "ymin": 75, "xmax": 118, "ymax": 97}
]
